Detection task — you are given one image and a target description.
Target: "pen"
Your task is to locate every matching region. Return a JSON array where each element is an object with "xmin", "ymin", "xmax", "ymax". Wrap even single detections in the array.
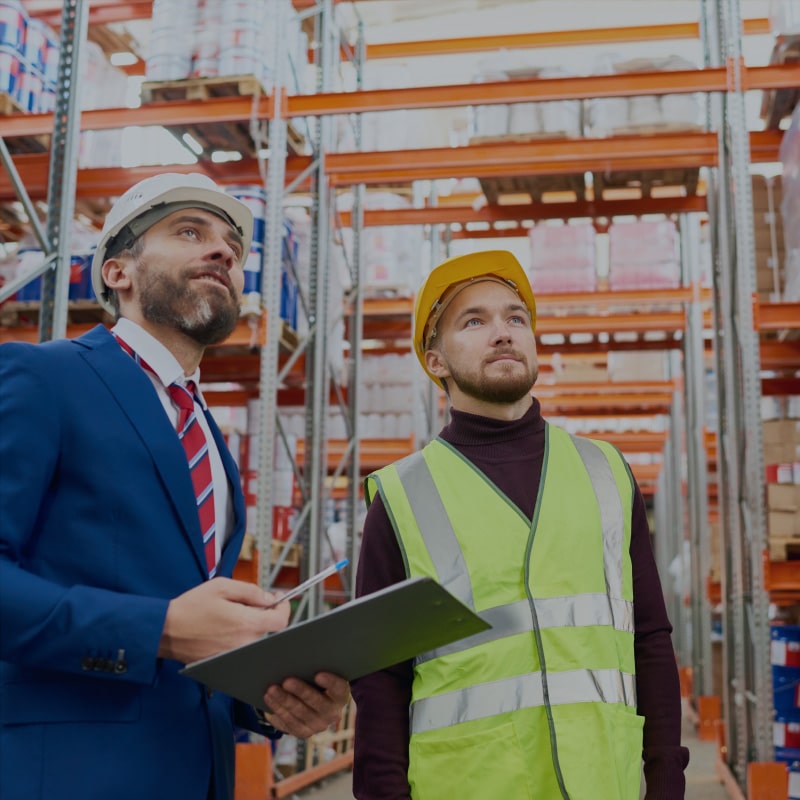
[{"xmin": 265, "ymin": 558, "xmax": 349, "ymax": 608}]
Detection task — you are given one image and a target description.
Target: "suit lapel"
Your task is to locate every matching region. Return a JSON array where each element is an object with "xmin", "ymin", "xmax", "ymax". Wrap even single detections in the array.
[{"xmin": 77, "ymin": 326, "xmax": 209, "ymax": 577}]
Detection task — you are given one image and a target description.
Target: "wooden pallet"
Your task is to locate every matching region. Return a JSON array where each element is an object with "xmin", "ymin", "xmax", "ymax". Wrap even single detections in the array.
[
  {"xmin": 769, "ymin": 536, "xmax": 800, "ymax": 562},
  {"xmin": 140, "ymin": 74, "xmax": 305, "ymax": 156},
  {"xmin": 0, "ymin": 92, "xmax": 49, "ymax": 154},
  {"xmin": 608, "ymin": 123, "xmax": 705, "ymax": 137},
  {"xmin": 478, "ymin": 172, "xmax": 586, "ymax": 205},
  {"xmin": 592, "ymin": 166, "xmax": 701, "ymax": 200}
]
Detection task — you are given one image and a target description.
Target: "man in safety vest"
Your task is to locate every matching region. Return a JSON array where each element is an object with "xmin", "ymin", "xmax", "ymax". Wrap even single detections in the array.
[{"xmin": 351, "ymin": 250, "xmax": 689, "ymax": 800}]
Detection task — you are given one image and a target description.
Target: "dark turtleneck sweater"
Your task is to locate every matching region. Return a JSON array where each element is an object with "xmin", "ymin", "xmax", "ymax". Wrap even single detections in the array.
[{"xmin": 351, "ymin": 400, "xmax": 690, "ymax": 799}]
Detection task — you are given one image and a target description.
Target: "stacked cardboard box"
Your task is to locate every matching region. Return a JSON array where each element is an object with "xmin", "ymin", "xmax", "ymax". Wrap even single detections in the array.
[
  {"xmin": 752, "ymin": 174, "xmax": 784, "ymax": 302},
  {"xmin": 527, "ymin": 223, "xmax": 597, "ymax": 293},
  {"xmin": 764, "ymin": 419, "xmax": 800, "ymax": 552}
]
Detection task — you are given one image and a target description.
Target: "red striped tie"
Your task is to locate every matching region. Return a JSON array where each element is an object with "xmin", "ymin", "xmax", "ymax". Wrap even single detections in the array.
[
  {"xmin": 115, "ymin": 335, "xmax": 217, "ymax": 576},
  {"xmin": 169, "ymin": 381, "xmax": 217, "ymax": 577}
]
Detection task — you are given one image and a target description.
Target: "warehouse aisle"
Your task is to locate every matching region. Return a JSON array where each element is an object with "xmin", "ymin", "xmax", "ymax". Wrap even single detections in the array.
[{"xmin": 292, "ymin": 701, "xmax": 730, "ymax": 799}]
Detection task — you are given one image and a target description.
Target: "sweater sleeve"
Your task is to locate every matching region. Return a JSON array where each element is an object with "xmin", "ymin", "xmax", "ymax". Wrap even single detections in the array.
[
  {"xmin": 630, "ymin": 484, "xmax": 691, "ymax": 798},
  {"xmin": 351, "ymin": 494, "xmax": 413, "ymax": 800}
]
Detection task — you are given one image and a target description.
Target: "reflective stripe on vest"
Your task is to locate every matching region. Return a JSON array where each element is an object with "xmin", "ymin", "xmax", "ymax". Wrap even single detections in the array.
[
  {"xmin": 416, "ymin": 594, "xmax": 633, "ymax": 665},
  {"xmin": 395, "ymin": 451, "xmax": 474, "ymax": 608},
  {"xmin": 411, "ymin": 667, "xmax": 638, "ymax": 734}
]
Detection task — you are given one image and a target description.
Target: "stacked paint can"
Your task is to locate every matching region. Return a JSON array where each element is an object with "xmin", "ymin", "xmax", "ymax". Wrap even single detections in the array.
[
  {"xmin": 0, "ymin": 0, "xmax": 24, "ymax": 100},
  {"xmin": 226, "ymin": 185, "xmax": 266, "ymax": 317},
  {"xmin": 191, "ymin": 0, "xmax": 222, "ymax": 78},
  {"xmin": 219, "ymin": 0, "xmax": 273, "ymax": 86},
  {"xmin": 0, "ymin": 1, "xmax": 58, "ymax": 113},
  {"xmin": 772, "ymin": 625, "xmax": 800, "ymax": 797},
  {"xmin": 146, "ymin": 0, "xmax": 197, "ymax": 81}
]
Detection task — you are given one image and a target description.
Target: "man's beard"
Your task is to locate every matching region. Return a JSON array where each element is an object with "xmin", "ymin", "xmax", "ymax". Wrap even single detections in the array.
[
  {"xmin": 448, "ymin": 357, "xmax": 538, "ymax": 404},
  {"xmin": 138, "ymin": 263, "xmax": 241, "ymax": 346}
]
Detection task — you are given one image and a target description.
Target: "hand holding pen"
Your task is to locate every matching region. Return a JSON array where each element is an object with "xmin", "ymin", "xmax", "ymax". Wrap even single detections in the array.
[{"xmin": 265, "ymin": 559, "xmax": 349, "ymax": 608}]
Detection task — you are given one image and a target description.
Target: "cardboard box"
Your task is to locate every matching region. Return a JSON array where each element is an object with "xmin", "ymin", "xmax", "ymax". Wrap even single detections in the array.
[
  {"xmin": 764, "ymin": 419, "xmax": 800, "ymax": 445},
  {"xmin": 768, "ymin": 483, "xmax": 800, "ymax": 512},
  {"xmin": 764, "ymin": 442, "xmax": 800, "ymax": 465},
  {"xmin": 769, "ymin": 510, "xmax": 800, "ymax": 538}
]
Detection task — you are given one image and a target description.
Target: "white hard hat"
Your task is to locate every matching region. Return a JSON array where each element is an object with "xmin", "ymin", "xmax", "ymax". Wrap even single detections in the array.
[{"xmin": 91, "ymin": 172, "xmax": 254, "ymax": 314}]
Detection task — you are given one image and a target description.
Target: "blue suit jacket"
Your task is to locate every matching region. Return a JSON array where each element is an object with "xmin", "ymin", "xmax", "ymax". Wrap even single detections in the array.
[{"xmin": 0, "ymin": 325, "xmax": 255, "ymax": 800}]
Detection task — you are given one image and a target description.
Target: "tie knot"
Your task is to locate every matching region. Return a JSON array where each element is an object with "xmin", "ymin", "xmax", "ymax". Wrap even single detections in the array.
[{"xmin": 169, "ymin": 381, "xmax": 196, "ymax": 413}]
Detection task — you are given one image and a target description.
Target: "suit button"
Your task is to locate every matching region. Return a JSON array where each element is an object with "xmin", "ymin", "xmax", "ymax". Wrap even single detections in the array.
[{"xmin": 81, "ymin": 657, "xmax": 95, "ymax": 671}]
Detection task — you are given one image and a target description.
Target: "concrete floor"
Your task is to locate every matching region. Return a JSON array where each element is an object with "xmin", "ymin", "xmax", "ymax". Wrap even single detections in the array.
[{"xmin": 292, "ymin": 702, "xmax": 731, "ymax": 799}]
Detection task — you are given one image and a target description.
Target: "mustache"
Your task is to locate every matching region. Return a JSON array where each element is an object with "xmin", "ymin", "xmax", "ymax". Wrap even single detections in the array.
[{"xmin": 190, "ymin": 266, "xmax": 234, "ymax": 293}]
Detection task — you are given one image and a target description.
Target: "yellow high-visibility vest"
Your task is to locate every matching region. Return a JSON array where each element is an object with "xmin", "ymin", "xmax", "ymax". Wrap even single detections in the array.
[{"xmin": 365, "ymin": 423, "xmax": 642, "ymax": 800}]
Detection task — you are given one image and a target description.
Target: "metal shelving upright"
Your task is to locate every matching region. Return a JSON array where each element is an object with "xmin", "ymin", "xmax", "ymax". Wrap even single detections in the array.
[
  {"xmin": 703, "ymin": 0, "xmax": 774, "ymax": 787},
  {"xmin": 0, "ymin": 0, "xmax": 87, "ymax": 341}
]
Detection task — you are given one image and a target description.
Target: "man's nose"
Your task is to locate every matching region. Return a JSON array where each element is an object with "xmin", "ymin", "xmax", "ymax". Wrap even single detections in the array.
[
  {"xmin": 491, "ymin": 319, "xmax": 513, "ymax": 342},
  {"xmin": 208, "ymin": 236, "xmax": 237, "ymax": 269}
]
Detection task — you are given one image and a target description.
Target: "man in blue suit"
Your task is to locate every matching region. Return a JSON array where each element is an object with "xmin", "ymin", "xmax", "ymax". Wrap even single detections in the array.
[{"xmin": 0, "ymin": 173, "xmax": 350, "ymax": 800}]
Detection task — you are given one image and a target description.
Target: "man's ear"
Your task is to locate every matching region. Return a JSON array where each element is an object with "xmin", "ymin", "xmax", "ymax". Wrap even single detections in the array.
[
  {"xmin": 425, "ymin": 349, "xmax": 450, "ymax": 380},
  {"xmin": 101, "ymin": 258, "xmax": 132, "ymax": 293}
]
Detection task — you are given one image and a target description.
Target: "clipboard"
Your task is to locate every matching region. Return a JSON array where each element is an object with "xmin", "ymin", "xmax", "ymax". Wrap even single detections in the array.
[{"xmin": 180, "ymin": 577, "xmax": 490, "ymax": 711}]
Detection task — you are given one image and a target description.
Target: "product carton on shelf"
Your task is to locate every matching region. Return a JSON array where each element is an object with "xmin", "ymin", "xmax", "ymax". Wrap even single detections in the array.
[
  {"xmin": 769, "ymin": 510, "xmax": 800, "ymax": 538},
  {"xmin": 607, "ymin": 220, "xmax": 680, "ymax": 291},
  {"xmin": 527, "ymin": 222, "xmax": 596, "ymax": 294},
  {"xmin": 752, "ymin": 174, "xmax": 786, "ymax": 299},
  {"xmin": 768, "ymin": 483, "xmax": 800, "ymax": 512},
  {"xmin": 584, "ymin": 54, "xmax": 703, "ymax": 138},
  {"xmin": 607, "ymin": 351, "xmax": 668, "ymax": 383}
]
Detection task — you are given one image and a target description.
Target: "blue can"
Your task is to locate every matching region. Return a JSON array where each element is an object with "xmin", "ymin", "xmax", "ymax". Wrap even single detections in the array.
[{"xmin": 0, "ymin": 1, "xmax": 25, "ymax": 52}]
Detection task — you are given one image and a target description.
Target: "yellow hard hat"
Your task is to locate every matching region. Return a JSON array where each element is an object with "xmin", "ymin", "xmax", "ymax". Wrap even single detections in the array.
[{"xmin": 413, "ymin": 250, "xmax": 537, "ymax": 386}]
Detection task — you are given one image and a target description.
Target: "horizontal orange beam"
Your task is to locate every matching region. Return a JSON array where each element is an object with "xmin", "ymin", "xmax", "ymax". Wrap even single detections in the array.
[
  {"xmin": 0, "ymin": 157, "xmax": 312, "ymax": 202},
  {"xmin": 25, "ymin": 0, "xmax": 154, "ymax": 27},
  {"xmin": 539, "ymin": 393, "xmax": 673, "ymax": 412},
  {"xmin": 360, "ymin": 288, "xmax": 710, "ymax": 316},
  {"xmin": 365, "ymin": 19, "xmax": 771, "ymax": 60},
  {"xmin": 289, "ymin": 63, "xmax": 800, "ymax": 117},
  {"xmin": 341, "ymin": 195, "xmax": 708, "ymax": 227},
  {"xmin": 2, "ymin": 64, "xmax": 798, "ymax": 140},
  {"xmin": 295, "ymin": 438, "xmax": 416, "ymax": 473},
  {"xmin": 754, "ymin": 300, "xmax": 800, "ymax": 331},
  {"xmin": 536, "ymin": 380, "xmax": 677, "ymax": 395},
  {"xmin": 760, "ymin": 339, "xmax": 800, "ymax": 370},
  {"xmin": 629, "ymin": 463, "xmax": 664, "ymax": 483},
  {"xmin": 578, "ymin": 430, "xmax": 668, "ymax": 453},
  {"xmin": 325, "ymin": 133, "xmax": 719, "ymax": 185}
]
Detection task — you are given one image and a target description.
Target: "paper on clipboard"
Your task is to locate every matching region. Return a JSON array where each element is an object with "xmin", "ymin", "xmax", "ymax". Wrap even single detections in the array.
[{"xmin": 180, "ymin": 577, "xmax": 491, "ymax": 711}]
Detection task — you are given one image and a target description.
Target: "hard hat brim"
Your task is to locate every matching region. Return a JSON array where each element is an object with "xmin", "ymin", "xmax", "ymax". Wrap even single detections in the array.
[
  {"xmin": 413, "ymin": 250, "xmax": 537, "ymax": 387},
  {"xmin": 90, "ymin": 181, "xmax": 254, "ymax": 315}
]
